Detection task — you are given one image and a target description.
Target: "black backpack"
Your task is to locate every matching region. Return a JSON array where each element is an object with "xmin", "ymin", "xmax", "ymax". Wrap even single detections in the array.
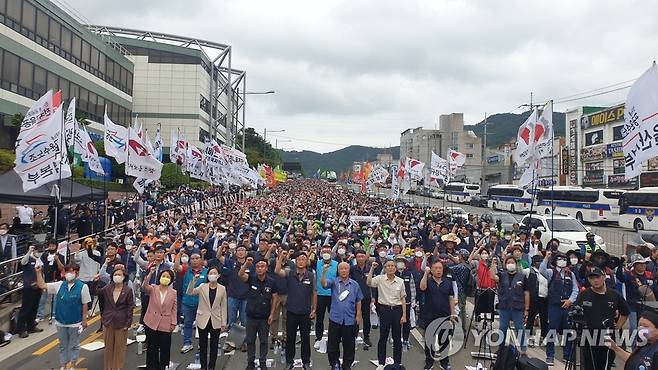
[{"xmin": 493, "ymin": 344, "xmax": 519, "ymax": 370}]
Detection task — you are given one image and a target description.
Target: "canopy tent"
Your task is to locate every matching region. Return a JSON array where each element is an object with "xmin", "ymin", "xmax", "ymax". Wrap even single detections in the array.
[{"xmin": 0, "ymin": 170, "xmax": 107, "ymax": 205}]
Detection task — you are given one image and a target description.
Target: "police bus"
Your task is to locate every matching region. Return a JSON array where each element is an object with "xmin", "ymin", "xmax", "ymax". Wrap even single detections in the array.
[
  {"xmin": 487, "ymin": 184, "xmax": 534, "ymax": 213},
  {"xmin": 535, "ymin": 186, "xmax": 625, "ymax": 223},
  {"xmin": 619, "ymin": 187, "xmax": 658, "ymax": 231},
  {"xmin": 444, "ymin": 182, "xmax": 480, "ymax": 204}
]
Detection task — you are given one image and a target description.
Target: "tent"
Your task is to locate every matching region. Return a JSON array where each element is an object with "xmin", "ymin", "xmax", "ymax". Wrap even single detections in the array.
[{"xmin": 0, "ymin": 170, "xmax": 107, "ymax": 205}]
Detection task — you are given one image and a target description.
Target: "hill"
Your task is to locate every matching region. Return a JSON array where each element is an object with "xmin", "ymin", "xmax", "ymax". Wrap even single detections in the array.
[
  {"xmin": 466, "ymin": 110, "xmax": 566, "ymax": 148},
  {"xmin": 279, "ymin": 145, "xmax": 399, "ymax": 176}
]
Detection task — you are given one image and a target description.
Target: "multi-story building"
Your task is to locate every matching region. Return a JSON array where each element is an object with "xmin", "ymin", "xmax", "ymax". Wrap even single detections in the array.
[
  {"xmin": 565, "ymin": 104, "xmax": 658, "ymax": 189},
  {"xmin": 399, "ymin": 113, "xmax": 482, "ymax": 184},
  {"xmin": 0, "ymin": 0, "xmax": 133, "ymax": 148},
  {"xmin": 510, "ymin": 137, "xmax": 567, "ymax": 188},
  {"xmin": 482, "ymin": 143, "xmax": 514, "ymax": 191}
]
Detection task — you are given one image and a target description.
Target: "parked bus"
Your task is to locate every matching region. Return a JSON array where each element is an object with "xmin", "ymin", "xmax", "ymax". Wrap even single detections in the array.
[
  {"xmin": 444, "ymin": 182, "xmax": 480, "ymax": 204},
  {"xmin": 535, "ymin": 186, "xmax": 625, "ymax": 223},
  {"xmin": 619, "ymin": 187, "xmax": 658, "ymax": 231},
  {"xmin": 487, "ymin": 184, "xmax": 534, "ymax": 213}
]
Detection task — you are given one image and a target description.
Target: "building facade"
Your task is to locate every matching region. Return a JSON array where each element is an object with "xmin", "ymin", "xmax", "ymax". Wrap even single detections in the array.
[
  {"xmin": 399, "ymin": 113, "xmax": 482, "ymax": 184},
  {"xmin": 0, "ymin": 0, "xmax": 133, "ymax": 148},
  {"xmin": 565, "ymin": 104, "xmax": 658, "ymax": 189}
]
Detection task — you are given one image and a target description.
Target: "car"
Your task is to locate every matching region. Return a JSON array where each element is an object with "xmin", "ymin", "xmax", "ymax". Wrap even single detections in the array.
[
  {"xmin": 470, "ymin": 195, "xmax": 489, "ymax": 207},
  {"xmin": 431, "ymin": 190, "xmax": 445, "ymax": 199},
  {"xmin": 441, "ymin": 206, "xmax": 470, "ymax": 225},
  {"xmin": 520, "ymin": 214, "xmax": 606, "ymax": 254},
  {"xmin": 481, "ymin": 211, "xmax": 518, "ymax": 231}
]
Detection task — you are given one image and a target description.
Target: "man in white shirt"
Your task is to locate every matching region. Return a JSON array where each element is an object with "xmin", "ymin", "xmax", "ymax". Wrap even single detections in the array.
[
  {"xmin": 16, "ymin": 205, "xmax": 34, "ymax": 226},
  {"xmin": 35, "ymin": 263, "xmax": 91, "ymax": 370},
  {"xmin": 526, "ymin": 254, "xmax": 549, "ymax": 346},
  {"xmin": 0, "ymin": 223, "xmax": 17, "ymax": 262}
]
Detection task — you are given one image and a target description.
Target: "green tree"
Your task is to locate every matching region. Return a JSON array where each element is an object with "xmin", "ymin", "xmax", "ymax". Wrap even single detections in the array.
[
  {"xmin": 93, "ymin": 141, "xmax": 124, "ymax": 179},
  {"xmin": 0, "ymin": 149, "xmax": 16, "ymax": 173},
  {"xmin": 236, "ymin": 127, "xmax": 282, "ymax": 167}
]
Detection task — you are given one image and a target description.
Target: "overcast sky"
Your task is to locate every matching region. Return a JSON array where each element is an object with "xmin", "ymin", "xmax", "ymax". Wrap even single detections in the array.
[{"xmin": 68, "ymin": 0, "xmax": 658, "ymax": 153}]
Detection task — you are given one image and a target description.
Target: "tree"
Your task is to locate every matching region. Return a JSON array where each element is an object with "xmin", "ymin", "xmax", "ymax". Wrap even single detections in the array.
[
  {"xmin": 93, "ymin": 141, "xmax": 124, "ymax": 179},
  {"xmin": 0, "ymin": 149, "xmax": 15, "ymax": 174},
  {"xmin": 236, "ymin": 127, "xmax": 282, "ymax": 167},
  {"xmin": 10, "ymin": 113, "xmax": 24, "ymax": 127}
]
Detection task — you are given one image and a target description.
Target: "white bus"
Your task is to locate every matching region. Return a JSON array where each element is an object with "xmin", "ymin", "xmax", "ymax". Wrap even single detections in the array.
[
  {"xmin": 535, "ymin": 186, "xmax": 625, "ymax": 223},
  {"xmin": 619, "ymin": 187, "xmax": 658, "ymax": 231},
  {"xmin": 487, "ymin": 184, "xmax": 534, "ymax": 213},
  {"xmin": 444, "ymin": 182, "xmax": 480, "ymax": 204}
]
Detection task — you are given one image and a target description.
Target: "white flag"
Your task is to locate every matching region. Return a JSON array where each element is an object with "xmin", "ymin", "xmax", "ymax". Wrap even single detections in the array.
[
  {"xmin": 518, "ymin": 161, "xmax": 539, "ymax": 189},
  {"xmin": 534, "ymin": 101, "xmax": 554, "ymax": 159},
  {"xmin": 430, "ymin": 152, "xmax": 448, "ymax": 180},
  {"xmin": 104, "ymin": 109, "xmax": 128, "ymax": 164},
  {"xmin": 15, "ymin": 106, "xmax": 72, "ymax": 191},
  {"xmin": 64, "ymin": 97, "xmax": 76, "ymax": 149},
  {"xmin": 204, "ymin": 140, "xmax": 229, "ymax": 169},
  {"xmin": 406, "ymin": 158, "xmax": 425, "ymax": 180},
  {"xmin": 399, "ymin": 159, "xmax": 411, "ymax": 195},
  {"xmin": 623, "ymin": 62, "xmax": 658, "ymax": 179},
  {"xmin": 133, "ymin": 177, "xmax": 154, "ymax": 194},
  {"xmin": 448, "ymin": 149, "xmax": 466, "ymax": 168},
  {"xmin": 125, "ymin": 127, "xmax": 163, "ymax": 181},
  {"xmin": 153, "ymin": 125, "xmax": 163, "ymax": 162},
  {"xmin": 14, "ymin": 90, "xmax": 58, "ymax": 172},
  {"xmin": 366, "ymin": 165, "xmax": 389, "ymax": 189},
  {"xmin": 143, "ymin": 129, "xmax": 156, "ymax": 158},
  {"xmin": 390, "ymin": 163, "xmax": 399, "ymax": 200},
  {"xmin": 186, "ymin": 143, "xmax": 204, "ymax": 180},
  {"xmin": 81, "ymin": 125, "xmax": 104, "ymax": 175},
  {"xmin": 513, "ymin": 108, "xmax": 539, "ymax": 166}
]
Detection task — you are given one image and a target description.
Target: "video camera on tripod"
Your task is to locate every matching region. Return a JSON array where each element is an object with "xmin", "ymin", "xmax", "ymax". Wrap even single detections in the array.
[{"xmin": 567, "ymin": 305, "xmax": 587, "ymax": 327}]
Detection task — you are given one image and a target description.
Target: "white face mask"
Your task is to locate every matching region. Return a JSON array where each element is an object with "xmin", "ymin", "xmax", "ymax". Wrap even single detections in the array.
[
  {"xmin": 556, "ymin": 259, "xmax": 567, "ymax": 268},
  {"xmin": 207, "ymin": 274, "xmax": 219, "ymax": 282},
  {"xmin": 396, "ymin": 262, "xmax": 405, "ymax": 270},
  {"xmin": 377, "ymin": 239, "xmax": 383, "ymax": 244},
  {"xmin": 473, "ymin": 232, "xmax": 479, "ymax": 238},
  {"xmin": 337, "ymin": 248, "xmax": 346, "ymax": 255},
  {"xmin": 65, "ymin": 272, "xmax": 76, "ymax": 282},
  {"xmin": 322, "ymin": 253, "xmax": 331, "ymax": 261},
  {"xmin": 367, "ymin": 230, "xmax": 373, "ymax": 236},
  {"xmin": 480, "ymin": 254, "xmax": 489, "ymax": 260},
  {"xmin": 506, "ymin": 263, "xmax": 517, "ymax": 273},
  {"xmin": 505, "ymin": 235, "xmax": 512, "ymax": 241},
  {"xmin": 229, "ymin": 243, "xmax": 237, "ymax": 249},
  {"xmin": 186, "ymin": 241, "xmax": 195, "ymax": 247},
  {"xmin": 113, "ymin": 275, "xmax": 124, "ymax": 284},
  {"xmin": 378, "ymin": 251, "xmax": 387, "ymax": 258},
  {"xmin": 181, "ymin": 256, "xmax": 189, "ymax": 264},
  {"xmin": 414, "ymin": 251, "xmax": 423, "ymax": 258},
  {"xmin": 0, "ymin": 229, "xmax": 7, "ymax": 235},
  {"xmin": 484, "ymin": 232, "xmax": 491, "ymax": 237},
  {"xmin": 570, "ymin": 258, "xmax": 579, "ymax": 265}
]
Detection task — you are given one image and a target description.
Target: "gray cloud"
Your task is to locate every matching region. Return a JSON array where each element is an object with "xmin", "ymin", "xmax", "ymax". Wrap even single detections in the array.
[{"xmin": 66, "ymin": 0, "xmax": 658, "ymax": 152}]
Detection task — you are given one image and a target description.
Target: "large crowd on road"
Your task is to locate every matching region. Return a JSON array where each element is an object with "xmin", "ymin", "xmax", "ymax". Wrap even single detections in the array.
[{"xmin": 4, "ymin": 179, "xmax": 658, "ymax": 370}]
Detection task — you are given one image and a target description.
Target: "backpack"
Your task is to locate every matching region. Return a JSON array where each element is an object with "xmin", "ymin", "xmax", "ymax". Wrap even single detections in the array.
[{"xmin": 493, "ymin": 344, "xmax": 518, "ymax": 370}]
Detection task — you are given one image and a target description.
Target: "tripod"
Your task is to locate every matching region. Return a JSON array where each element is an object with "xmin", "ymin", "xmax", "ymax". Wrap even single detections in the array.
[
  {"xmin": 467, "ymin": 288, "xmax": 497, "ymax": 368},
  {"xmin": 564, "ymin": 322, "xmax": 583, "ymax": 370}
]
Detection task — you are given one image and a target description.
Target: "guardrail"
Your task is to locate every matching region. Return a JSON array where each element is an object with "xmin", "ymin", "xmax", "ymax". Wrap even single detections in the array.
[{"xmin": 0, "ymin": 191, "xmax": 248, "ymax": 303}]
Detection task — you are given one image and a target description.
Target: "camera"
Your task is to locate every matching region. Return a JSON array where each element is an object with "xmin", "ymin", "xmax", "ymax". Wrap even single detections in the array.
[{"xmin": 567, "ymin": 305, "xmax": 586, "ymax": 327}]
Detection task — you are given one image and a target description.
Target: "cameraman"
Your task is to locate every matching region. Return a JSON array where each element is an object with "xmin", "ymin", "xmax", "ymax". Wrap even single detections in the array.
[{"xmin": 575, "ymin": 267, "xmax": 630, "ymax": 370}]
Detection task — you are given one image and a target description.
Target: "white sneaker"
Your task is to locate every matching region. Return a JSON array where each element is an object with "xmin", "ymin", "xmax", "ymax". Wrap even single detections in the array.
[
  {"xmin": 313, "ymin": 340, "xmax": 321, "ymax": 349},
  {"xmin": 180, "ymin": 344, "xmax": 193, "ymax": 353},
  {"xmin": 173, "ymin": 324, "xmax": 181, "ymax": 333},
  {"xmin": 376, "ymin": 366, "xmax": 384, "ymax": 370}
]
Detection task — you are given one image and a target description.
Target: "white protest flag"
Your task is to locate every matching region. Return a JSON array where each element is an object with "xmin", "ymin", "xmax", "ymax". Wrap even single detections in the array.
[
  {"xmin": 63, "ymin": 97, "xmax": 76, "ymax": 149},
  {"xmin": 15, "ymin": 106, "xmax": 72, "ymax": 191},
  {"xmin": 430, "ymin": 152, "xmax": 448, "ymax": 181},
  {"xmin": 186, "ymin": 143, "xmax": 205, "ymax": 180},
  {"xmin": 204, "ymin": 140, "xmax": 229, "ymax": 169},
  {"xmin": 14, "ymin": 90, "xmax": 58, "ymax": 172},
  {"xmin": 143, "ymin": 129, "xmax": 156, "ymax": 158},
  {"xmin": 125, "ymin": 127, "xmax": 163, "ymax": 181},
  {"xmin": 448, "ymin": 149, "xmax": 466, "ymax": 168},
  {"xmin": 153, "ymin": 125, "xmax": 163, "ymax": 162},
  {"xmin": 518, "ymin": 161, "xmax": 539, "ymax": 189},
  {"xmin": 534, "ymin": 101, "xmax": 554, "ymax": 159},
  {"xmin": 366, "ymin": 165, "xmax": 389, "ymax": 189},
  {"xmin": 513, "ymin": 108, "xmax": 539, "ymax": 166},
  {"xmin": 169, "ymin": 128, "xmax": 179, "ymax": 164},
  {"xmin": 623, "ymin": 62, "xmax": 658, "ymax": 179},
  {"xmin": 390, "ymin": 163, "xmax": 399, "ymax": 200},
  {"xmin": 81, "ymin": 125, "xmax": 104, "ymax": 175},
  {"xmin": 400, "ymin": 159, "xmax": 411, "ymax": 195},
  {"xmin": 133, "ymin": 177, "xmax": 154, "ymax": 195},
  {"xmin": 405, "ymin": 158, "xmax": 425, "ymax": 180},
  {"xmin": 104, "ymin": 109, "xmax": 128, "ymax": 164}
]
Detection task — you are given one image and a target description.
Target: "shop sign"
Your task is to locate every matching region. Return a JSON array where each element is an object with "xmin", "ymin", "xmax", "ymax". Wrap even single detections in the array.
[
  {"xmin": 580, "ymin": 105, "xmax": 625, "ymax": 129},
  {"xmin": 580, "ymin": 145, "xmax": 606, "ymax": 161}
]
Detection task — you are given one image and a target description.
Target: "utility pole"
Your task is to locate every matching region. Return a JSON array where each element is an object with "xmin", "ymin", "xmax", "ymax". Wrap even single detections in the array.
[{"xmin": 482, "ymin": 112, "xmax": 487, "ymax": 189}]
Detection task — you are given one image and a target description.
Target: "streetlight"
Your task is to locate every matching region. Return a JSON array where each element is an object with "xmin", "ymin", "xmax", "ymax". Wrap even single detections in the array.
[
  {"xmin": 241, "ymin": 90, "xmax": 276, "ymax": 151},
  {"xmin": 275, "ymin": 138, "xmax": 291, "ymax": 149},
  {"xmin": 264, "ymin": 128, "xmax": 285, "ymax": 162}
]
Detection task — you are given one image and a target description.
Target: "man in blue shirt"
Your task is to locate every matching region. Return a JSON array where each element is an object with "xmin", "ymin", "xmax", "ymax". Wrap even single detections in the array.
[
  {"xmin": 315, "ymin": 246, "xmax": 338, "ymax": 348},
  {"xmin": 321, "ymin": 262, "xmax": 363, "ymax": 370}
]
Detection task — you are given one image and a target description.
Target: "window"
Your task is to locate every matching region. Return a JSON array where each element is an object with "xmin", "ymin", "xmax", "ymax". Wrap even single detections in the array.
[
  {"xmin": 96, "ymin": 96, "xmax": 105, "ymax": 117},
  {"xmin": 105, "ymin": 60, "xmax": 114, "ymax": 83},
  {"xmin": 2, "ymin": 51, "xmax": 19, "ymax": 92},
  {"xmin": 35, "ymin": 9, "xmax": 48, "ymax": 40},
  {"xmin": 466, "ymin": 143, "xmax": 474, "ymax": 149},
  {"xmin": 98, "ymin": 53, "xmax": 106, "ymax": 77},
  {"xmin": 69, "ymin": 83, "xmax": 79, "ymax": 103},
  {"xmin": 466, "ymin": 153, "xmax": 474, "ymax": 158},
  {"xmin": 21, "ymin": 1, "xmax": 35, "ymax": 33},
  {"xmin": 81, "ymin": 41, "xmax": 90, "ymax": 66},
  {"xmin": 90, "ymin": 48, "xmax": 99, "ymax": 71},
  {"xmin": 49, "ymin": 20, "xmax": 61, "ymax": 48},
  {"xmin": 584, "ymin": 130, "xmax": 603, "ymax": 146},
  {"xmin": 71, "ymin": 33, "xmax": 81, "ymax": 59},
  {"xmin": 59, "ymin": 79, "xmax": 69, "ymax": 102},
  {"xmin": 18, "ymin": 59, "xmax": 33, "ymax": 91},
  {"xmin": 78, "ymin": 87, "xmax": 88, "ymax": 112},
  {"xmin": 33, "ymin": 65, "xmax": 46, "ymax": 95},
  {"xmin": 61, "ymin": 27, "xmax": 71, "ymax": 53},
  {"xmin": 6, "ymin": 0, "xmax": 20, "ymax": 20},
  {"xmin": 46, "ymin": 71, "xmax": 58, "ymax": 92},
  {"xmin": 602, "ymin": 191, "xmax": 624, "ymax": 200},
  {"xmin": 613, "ymin": 125, "xmax": 624, "ymax": 141}
]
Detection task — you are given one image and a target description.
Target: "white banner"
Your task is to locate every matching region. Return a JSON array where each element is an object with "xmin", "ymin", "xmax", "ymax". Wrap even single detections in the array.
[
  {"xmin": 222, "ymin": 145, "xmax": 249, "ymax": 168},
  {"xmin": 15, "ymin": 90, "xmax": 57, "ymax": 172},
  {"xmin": 153, "ymin": 126, "xmax": 163, "ymax": 162},
  {"xmin": 64, "ymin": 97, "xmax": 76, "ymax": 149},
  {"xmin": 534, "ymin": 101, "xmax": 554, "ymax": 159},
  {"xmin": 430, "ymin": 152, "xmax": 448, "ymax": 180},
  {"xmin": 406, "ymin": 157, "xmax": 425, "ymax": 180},
  {"xmin": 204, "ymin": 139, "xmax": 229, "ymax": 169},
  {"xmin": 15, "ymin": 106, "xmax": 72, "ymax": 191},
  {"xmin": 349, "ymin": 216, "xmax": 380, "ymax": 223},
  {"xmin": 125, "ymin": 127, "xmax": 163, "ymax": 181},
  {"xmin": 513, "ymin": 108, "xmax": 539, "ymax": 166},
  {"xmin": 366, "ymin": 165, "xmax": 389, "ymax": 189},
  {"xmin": 133, "ymin": 177, "xmax": 154, "ymax": 194},
  {"xmin": 390, "ymin": 163, "xmax": 399, "ymax": 200},
  {"xmin": 104, "ymin": 110, "xmax": 128, "ymax": 164},
  {"xmin": 623, "ymin": 62, "xmax": 658, "ymax": 179}
]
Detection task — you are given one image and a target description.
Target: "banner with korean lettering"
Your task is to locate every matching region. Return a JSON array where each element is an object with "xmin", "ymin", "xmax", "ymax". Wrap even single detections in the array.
[
  {"xmin": 390, "ymin": 163, "xmax": 399, "ymax": 200},
  {"xmin": 14, "ymin": 90, "xmax": 58, "ymax": 172},
  {"xmin": 15, "ymin": 106, "xmax": 72, "ymax": 191},
  {"xmin": 133, "ymin": 177, "xmax": 154, "ymax": 195},
  {"xmin": 430, "ymin": 152, "xmax": 448, "ymax": 180},
  {"xmin": 365, "ymin": 165, "xmax": 389, "ymax": 189},
  {"xmin": 125, "ymin": 127, "xmax": 163, "ymax": 181},
  {"xmin": 623, "ymin": 62, "xmax": 658, "ymax": 179},
  {"xmin": 104, "ymin": 110, "xmax": 128, "ymax": 164}
]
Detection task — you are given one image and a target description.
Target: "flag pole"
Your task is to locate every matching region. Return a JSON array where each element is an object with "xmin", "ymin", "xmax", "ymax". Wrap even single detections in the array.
[
  {"xmin": 550, "ymin": 100, "xmax": 555, "ymax": 242},
  {"xmin": 55, "ymin": 93, "xmax": 65, "ymax": 241},
  {"xmin": 66, "ymin": 112, "xmax": 77, "ymax": 241}
]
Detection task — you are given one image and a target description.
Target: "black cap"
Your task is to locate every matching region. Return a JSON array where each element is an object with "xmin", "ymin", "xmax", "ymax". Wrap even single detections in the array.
[{"xmin": 587, "ymin": 267, "xmax": 605, "ymax": 277}]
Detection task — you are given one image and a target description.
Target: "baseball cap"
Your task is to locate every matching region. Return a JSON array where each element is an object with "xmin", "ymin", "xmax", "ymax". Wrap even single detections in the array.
[{"xmin": 587, "ymin": 267, "xmax": 605, "ymax": 277}]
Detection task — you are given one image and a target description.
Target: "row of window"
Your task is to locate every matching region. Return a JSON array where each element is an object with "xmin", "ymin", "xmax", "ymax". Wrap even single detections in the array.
[
  {"xmin": 583, "ymin": 125, "xmax": 624, "ymax": 147},
  {"xmin": 0, "ymin": 47, "xmax": 132, "ymax": 124},
  {"xmin": 0, "ymin": 0, "xmax": 133, "ymax": 95}
]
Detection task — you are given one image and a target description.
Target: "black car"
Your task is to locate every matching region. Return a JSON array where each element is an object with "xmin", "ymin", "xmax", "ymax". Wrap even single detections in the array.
[
  {"xmin": 469, "ymin": 195, "xmax": 488, "ymax": 208},
  {"xmin": 481, "ymin": 211, "xmax": 519, "ymax": 230}
]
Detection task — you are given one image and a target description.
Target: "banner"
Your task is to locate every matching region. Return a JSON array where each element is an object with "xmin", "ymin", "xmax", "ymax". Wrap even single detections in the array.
[
  {"xmin": 623, "ymin": 62, "xmax": 658, "ymax": 179},
  {"xmin": 365, "ymin": 165, "xmax": 389, "ymax": 189},
  {"xmin": 153, "ymin": 125, "xmax": 163, "ymax": 162},
  {"xmin": 513, "ymin": 108, "xmax": 539, "ymax": 166},
  {"xmin": 80, "ymin": 124, "xmax": 104, "ymax": 175},
  {"xmin": 125, "ymin": 127, "xmax": 163, "ymax": 181},
  {"xmin": 204, "ymin": 139, "xmax": 229, "ymax": 169},
  {"xmin": 399, "ymin": 159, "xmax": 411, "ymax": 195},
  {"xmin": 390, "ymin": 163, "xmax": 399, "ymax": 200},
  {"xmin": 133, "ymin": 177, "xmax": 154, "ymax": 194},
  {"xmin": 186, "ymin": 143, "xmax": 204, "ymax": 180},
  {"xmin": 15, "ymin": 106, "xmax": 72, "ymax": 191},
  {"xmin": 534, "ymin": 101, "xmax": 554, "ymax": 159},
  {"xmin": 63, "ymin": 97, "xmax": 76, "ymax": 149},
  {"xmin": 406, "ymin": 158, "xmax": 425, "ymax": 180},
  {"xmin": 430, "ymin": 152, "xmax": 448, "ymax": 180},
  {"xmin": 349, "ymin": 216, "xmax": 380, "ymax": 223},
  {"xmin": 170, "ymin": 128, "xmax": 186, "ymax": 166},
  {"xmin": 14, "ymin": 90, "xmax": 59, "ymax": 172},
  {"xmin": 104, "ymin": 110, "xmax": 128, "ymax": 164}
]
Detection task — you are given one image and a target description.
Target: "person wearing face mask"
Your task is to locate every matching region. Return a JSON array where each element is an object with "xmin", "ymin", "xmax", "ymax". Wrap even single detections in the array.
[
  {"xmin": 37, "ymin": 239, "xmax": 64, "ymax": 323},
  {"xmin": 95, "ymin": 265, "xmax": 134, "ymax": 370},
  {"xmin": 142, "ymin": 268, "xmax": 178, "ymax": 370},
  {"xmin": 0, "ymin": 222, "xmax": 17, "ymax": 262},
  {"xmin": 133, "ymin": 242, "xmax": 174, "ymax": 335},
  {"xmin": 408, "ymin": 246, "xmax": 427, "ymax": 313},
  {"xmin": 176, "ymin": 250, "xmax": 208, "ymax": 354},
  {"xmin": 188, "ymin": 266, "xmax": 227, "ymax": 370},
  {"xmin": 458, "ymin": 227, "xmax": 475, "ymax": 252},
  {"xmin": 607, "ymin": 310, "xmax": 658, "ymax": 370},
  {"xmin": 539, "ymin": 251, "xmax": 579, "ymax": 365},
  {"xmin": 35, "ymin": 263, "xmax": 91, "ymax": 370},
  {"xmin": 349, "ymin": 249, "xmax": 373, "ymax": 349},
  {"xmin": 74, "ymin": 238, "xmax": 103, "ymax": 317},
  {"xmin": 16, "ymin": 245, "xmax": 45, "ymax": 338},
  {"xmin": 393, "ymin": 255, "xmax": 416, "ymax": 352},
  {"xmin": 525, "ymin": 255, "xmax": 549, "ymax": 347},
  {"xmin": 490, "ymin": 255, "xmax": 529, "ymax": 355},
  {"xmin": 616, "ymin": 254, "xmax": 658, "ymax": 336},
  {"xmin": 314, "ymin": 246, "xmax": 338, "ymax": 349}
]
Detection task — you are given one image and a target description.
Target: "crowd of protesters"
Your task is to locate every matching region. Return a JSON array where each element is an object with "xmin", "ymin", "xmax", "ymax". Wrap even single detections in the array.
[{"xmin": 6, "ymin": 179, "xmax": 658, "ymax": 370}]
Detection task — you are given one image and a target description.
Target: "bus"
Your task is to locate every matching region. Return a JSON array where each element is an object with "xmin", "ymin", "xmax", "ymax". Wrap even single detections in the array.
[
  {"xmin": 444, "ymin": 182, "xmax": 480, "ymax": 204},
  {"xmin": 619, "ymin": 187, "xmax": 658, "ymax": 231},
  {"xmin": 535, "ymin": 186, "xmax": 625, "ymax": 223},
  {"xmin": 487, "ymin": 184, "xmax": 534, "ymax": 213}
]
